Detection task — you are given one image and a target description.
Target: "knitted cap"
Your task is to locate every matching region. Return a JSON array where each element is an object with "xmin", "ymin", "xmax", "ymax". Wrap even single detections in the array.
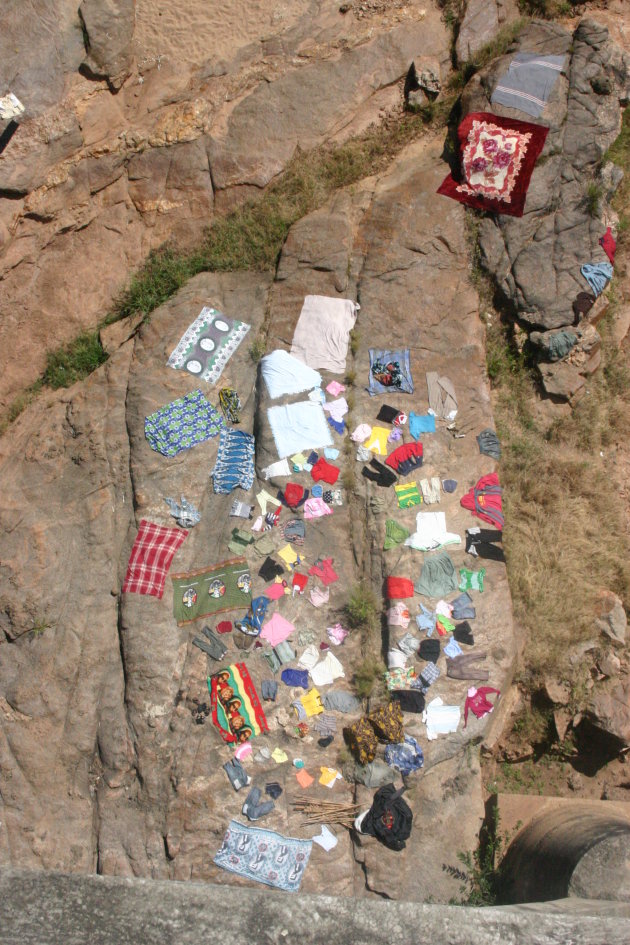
[{"xmin": 418, "ymin": 638, "xmax": 440, "ymax": 663}]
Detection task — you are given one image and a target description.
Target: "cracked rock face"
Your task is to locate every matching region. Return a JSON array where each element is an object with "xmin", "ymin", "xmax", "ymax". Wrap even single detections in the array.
[{"xmin": 0, "ymin": 130, "xmax": 516, "ymax": 901}]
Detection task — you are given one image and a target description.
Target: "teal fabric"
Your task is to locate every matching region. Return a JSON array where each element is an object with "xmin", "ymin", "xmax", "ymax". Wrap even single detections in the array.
[
  {"xmin": 145, "ymin": 389, "xmax": 223, "ymax": 457},
  {"xmin": 414, "ymin": 551, "xmax": 458, "ymax": 598}
]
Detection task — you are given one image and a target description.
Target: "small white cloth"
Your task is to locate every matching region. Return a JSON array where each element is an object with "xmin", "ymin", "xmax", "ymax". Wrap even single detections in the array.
[
  {"xmin": 261, "ymin": 458, "xmax": 292, "ymax": 480},
  {"xmin": 312, "ymin": 825, "xmax": 338, "ymax": 851},
  {"xmin": 423, "ymin": 697, "xmax": 461, "ymax": 740},
  {"xmin": 0, "ymin": 92, "xmax": 25, "ymax": 120},
  {"xmin": 298, "ymin": 645, "xmax": 321, "ymax": 671},
  {"xmin": 420, "ymin": 477, "xmax": 442, "ymax": 505},
  {"xmin": 351, "ymin": 424, "xmax": 372, "ymax": 443},
  {"xmin": 310, "ymin": 651, "xmax": 345, "ymax": 687},
  {"xmin": 260, "ymin": 349, "xmax": 322, "ymax": 399},
  {"xmin": 387, "ymin": 648, "xmax": 407, "ymax": 670},
  {"xmin": 405, "ymin": 512, "xmax": 461, "ymax": 551},
  {"xmin": 435, "ymin": 600, "xmax": 453, "ymax": 618}
]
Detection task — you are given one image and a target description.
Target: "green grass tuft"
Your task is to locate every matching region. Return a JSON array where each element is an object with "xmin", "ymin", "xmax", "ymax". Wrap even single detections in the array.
[{"xmin": 43, "ymin": 332, "xmax": 108, "ymax": 390}]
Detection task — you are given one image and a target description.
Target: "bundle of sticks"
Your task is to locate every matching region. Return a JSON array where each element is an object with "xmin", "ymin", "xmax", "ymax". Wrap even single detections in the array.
[{"xmin": 290, "ymin": 795, "xmax": 361, "ymax": 828}]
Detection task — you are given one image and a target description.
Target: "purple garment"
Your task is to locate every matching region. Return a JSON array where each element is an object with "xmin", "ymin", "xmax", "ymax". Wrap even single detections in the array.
[{"xmin": 281, "ymin": 668, "xmax": 309, "ymax": 689}]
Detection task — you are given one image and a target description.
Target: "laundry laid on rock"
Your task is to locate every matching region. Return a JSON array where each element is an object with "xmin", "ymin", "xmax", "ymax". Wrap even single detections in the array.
[
  {"xmin": 354, "ymin": 784, "xmax": 413, "ymax": 851},
  {"xmin": 281, "ymin": 667, "xmax": 308, "ymax": 688},
  {"xmin": 580, "ymin": 261, "xmax": 613, "ymax": 297},
  {"xmin": 450, "ymin": 592, "xmax": 476, "ymax": 620},
  {"xmin": 351, "ymin": 423, "xmax": 372, "ymax": 443},
  {"xmin": 281, "ymin": 519, "xmax": 306, "ymax": 545},
  {"xmin": 292, "ymin": 688, "xmax": 324, "ymax": 719},
  {"xmin": 327, "ymin": 380, "xmax": 346, "ymax": 397},
  {"xmin": 261, "ymin": 458, "xmax": 292, "ymax": 480},
  {"xmin": 209, "ymin": 663, "xmax": 268, "ymax": 744},
  {"xmin": 323, "ymin": 690, "xmax": 362, "ymax": 714},
  {"xmin": 261, "ymin": 679, "xmax": 278, "ymax": 702},
  {"xmin": 326, "ymin": 623, "xmax": 348, "ymax": 646},
  {"xmin": 145, "ymin": 389, "xmax": 223, "ymax": 457},
  {"xmin": 387, "ymin": 648, "xmax": 408, "ymax": 670},
  {"xmin": 385, "ymin": 442, "xmax": 423, "ymax": 475},
  {"xmin": 368, "ymin": 349, "xmax": 414, "ymax": 396},
  {"xmin": 394, "ymin": 482, "xmax": 422, "ymax": 508},
  {"xmin": 228, "ymin": 527, "xmax": 255, "ymax": 556},
  {"xmin": 476, "ymin": 429, "xmax": 501, "ymax": 460},
  {"xmin": 167, "ymin": 307, "xmax": 250, "ymax": 384},
  {"xmin": 211, "ymin": 429, "xmax": 256, "ymax": 494},
  {"xmin": 437, "ymin": 112, "xmax": 549, "ymax": 218},
  {"xmin": 391, "ymin": 689, "xmax": 425, "ymax": 713},
  {"xmin": 123, "ymin": 520, "xmax": 188, "ymax": 598},
  {"xmin": 444, "ymin": 637, "xmax": 463, "ymax": 659},
  {"xmin": 460, "ymin": 472, "xmax": 504, "ymax": 528},
  {"xmin": 260, "ymin": 613, "xmax": 295, "ymax": 646},
  {"xmin": 214, "ymin": 819, "xmax": 312, "ymax": 892},
  {"xmin": 397, "ymin": 632, "xmax": 420, "ymax": 657},
  {"xmin": 491, "ymin": 52, "xmax": 565, "ymax": 117},
  {"xmin": 268, "ymin": 400, "xmax": 333, "ymax": 458},
  {"xmin": 193, "ymin": 629, "xmax": 227, "ymax": 661},
  {"xmin": 573, "ymin": 291, "xmax": 596, "ymax": 320},
  {"xmin": 459, "ymin": 567, "xmax": 486, "ymax": 592},
  {"xmin": 258, "ymin": 557, "xmax": 284, "ymax": 582},
  {"xmin": 415, "ymin": 551, "xmax": 459, "ymax": 598},
  {"xmin": 364, "ymin": 426, "xmax": 391, "ymax": 455},
  {"xmin": 223, "ymin": 758, "xmax": 251, "ymax": 792},
  {"xmin": 230, "ymin": 499, "xmax": 253, "ymax": 520},
  {"xmin": 385, "ymin": 735, "xmax": 424, "ymax": 776},
  {"xmin": 405, "ymin": 512, "xmax": 460, "ymax": 552},
  {"xmin": 386, "ymin": 576, "xmax": 415, "ymax": 600},
  {"xmin": 418, "ymin": 638, "xmax": 440, "ymax": 663},
  {"xmin": 311, "ymin": 713, "xmax": 337, "ymax": 738},
  {"xmin": 279, "ymin": 483, "xmax": 309, "ymax": 509},
  {"xmin": 409, "ymin": 412, "xmax": 436, "ymax": 439},
  {"xmin": 344, "ymin": 717, "xmax": 378, "ymax": 764},
  {"xmin": 442, "ymin": 479, "xmax": 458, "ymax": 494},
  {"xmin": 423, "ymin": 697, "xmax": 461, "ymax": 740},
  {"xmin": 308, "ymin": 557, "xmax": 338, "ymax": 585},
  {"xmin": 260, "ymin": 349, "xmax": 323, "ymax": 399},
  {"xmin": 416, "ymin": 661, "xmax": 440, "ymax": 692},
  {"xmin": 464, "ymin": 686, "xmax": 500, "ymax": 726},
  {"xmin": 172, "ymin": 558, "xmax": 252, "ymax": 625},
  {"xmin": 362, "ymin": 458, "xmax": 398, "ymax": 487},
  {"xmin": 599, "ymin": 226, "xmax": 616, "ymax": 265},
  {"xmin": 416, "ymin": 603, "xmax": 437, "ymax": 636},
  {"xmin": 323, "ymin": 398, "xmax": 348, "ymax": 424},
  {"xmin": 420, "ymin": 477, "xmax": 441, "ymax": 505},
  {"xmin": 241, "ymin": 786, "xmax": 275, "ymax": 822},
  {"xmin": 319, "ymin": 766, "xmax": 342, "ymax": 788},
  {"xmin": 218, "ymin": 387, "xmax": 241, "ymax": 424},
  {"xmin": 447, "ymin": 651, "xmax": 489, "ymax": 681},
  {"xmin": 310, "ymin": 457, "xmax": 340, "ymax": 484},
  {"xmin": 376, "ymin": 404, "xmax": 402, "ymax": 424},
  {"xmin": 165, "ymin": 495, "xmax": 200, "ymax": 528},
  {"xmin": 291, "ymin": 295, "xmax": 358, "ymax": 374},
  {"xmin": 327, "ymin": 415, "xmax": 346, "ymax": 435},
  {"xmin": 0, "ymin": 92, "xmax": 24, "ymax": 120},
  {"xmin": 384, "ymin": 519, "xmax": 411, "ymax": 550},
  {"xmin": 304, "ymin": 497, "xmax": 333, "ymax": 519},
  {"xmin": 385, "ymin": 667, "xmax": 417, "ymax": 691},
  {"xmin": 426, "ymin": 372, "xmax": 458, "ymax": 421},
  {"xmin": 277, "ymin": 544, "xmax": 304, "ymax": 570},
  {"xmin": 309, "ymin": 585, "xmax": 330, "ymax": 608},
  {"xmin": 466, "ymin": 527, "xmax": 505, "ymax": 562}
]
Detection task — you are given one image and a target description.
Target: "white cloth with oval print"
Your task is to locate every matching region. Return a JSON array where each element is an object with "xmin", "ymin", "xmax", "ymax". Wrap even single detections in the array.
[{"xmin": 167, "ymin": 306, "xmax": 251, "ymax": 384}]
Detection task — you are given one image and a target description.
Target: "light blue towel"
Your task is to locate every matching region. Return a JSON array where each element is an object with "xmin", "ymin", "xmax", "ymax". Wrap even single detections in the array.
[
  {"xmin": 267, "ymin": 401, "xmax": 333, "ymax": 458},
  {"xmin": 409, "ymin": 412, "xmax": 436, "ymax": 440},
  {"xmin": 580, "ymin": 262, "xmax": 613, "ymax": 297},
  {"xmin": 260, "ymin": 349, "xmax": 322, "ymax": 399}
]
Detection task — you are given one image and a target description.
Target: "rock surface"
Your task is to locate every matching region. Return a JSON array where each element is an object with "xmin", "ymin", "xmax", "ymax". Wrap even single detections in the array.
[
  {"xmin": 588, "ymin": 674, "xmax": 630, "ymax": 747},
  {"xmin": 79, "ymin": 0, "xmax": 136, "ymax": 90},
  {"xmin": 456, "ymin": 0, "xmax": 520, "ymax": 65}
]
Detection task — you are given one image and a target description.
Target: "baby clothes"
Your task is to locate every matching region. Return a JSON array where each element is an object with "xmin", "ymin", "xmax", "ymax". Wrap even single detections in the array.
[
  {"xmin": 459, "ymin": 568, "xmax": 486, "ymax": 592},
  {"xmin": 362, "ymin": 458, "xmax": 398, "ymax": 487},
  {"xmin": 409, "ymin": 412, "xmax": 435, "ymax": 439},
  {"xmin": 420, "ymin": 477, "xmax": 441, "ymax": 505},
  {"xmin": 385, "ymin": 442, "xmax": 423, "ymax": 475},
  {"xmin": 309, "ymin": 585, "xmax": 330, "ymax": 608},
  {"xmin": 364, "ymin": 426, "xmax": 391, "ymax": 455},
  {"xmin": 387, "ymin": 602, "xmax": 411, "ymax": 628},
  {"xmin": 464, "ymin": 686, "xmax": 500, "ymax": 726},
  {"xmin": 309, "ymin": 558, "xmax": 339, "ymax": 585},
  {"xmin": 423, "ymin": 697, "xmax": 460, "ymax": 739}
]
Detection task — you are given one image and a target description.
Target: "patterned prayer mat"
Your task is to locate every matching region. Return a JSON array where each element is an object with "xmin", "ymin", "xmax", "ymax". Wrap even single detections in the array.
[
  {"xmin": 214, "ymin": 819, "xmax": 312, "ymax": 891},
  {"xmin": 208, "ymin": 663, "xmax": 268, "ymax": 744},
  {"xmin": 171, "ymin": 557, "xmax": 252, "ymax": 625},
  {"xmin": 167, "ymin": 306, "xmax": 250, "ymax": 384}
]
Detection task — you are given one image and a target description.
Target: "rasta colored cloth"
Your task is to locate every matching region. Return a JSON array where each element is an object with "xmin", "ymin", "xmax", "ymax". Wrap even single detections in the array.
[
  {"xmin": 214, "ymin": 819, "xmax": 312, "ymax": 892},
  {"xmin": 167, "ymin": 306, "xmax": 250, "ymax": 384},
  {"xmin": 211, "ymin": 429, "xmax": 255, "ymax": 494},
  {"xmin": 171, "ymin": 557, "xmax": 252, "ymax": 626},
  {"xmin": 209, "ymin": 663, "xmax": 268, "ymax": 744},
  {"xmin": 368, "ymin": 349, "xmax": 414, "ymax": 396},
  {"xmin": 122, "ymin": 520, "xmax": 188, "ymax": 598},
  {"xmin": 145, "ymin": 389, "xmax": 223, "ymax": 457},
  {"xmin": 437, "ymin": 112, "xmax": 549, "ymax": 218},
  {"xmin": 460, "ymin": 472, "xmax": 504, "ymax": 528}
]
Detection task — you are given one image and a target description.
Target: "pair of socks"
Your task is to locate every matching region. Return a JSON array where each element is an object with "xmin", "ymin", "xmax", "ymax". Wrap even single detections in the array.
[
  {"xmin": 242, "ymin": 786, "xmax": 275, "ymax": 821},
  {"xmin": 362, "ymin": 458, "xmax": 397, "ymax": 487}
]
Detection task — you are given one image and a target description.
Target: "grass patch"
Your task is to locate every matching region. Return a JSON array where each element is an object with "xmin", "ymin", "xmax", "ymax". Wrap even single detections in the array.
[
  {"xmin": 346, "ymin": 583, "xmax": 379, "ymax": 633},
  {"xmin": 584, "ymin": 181, "xmax": 602, "ymax": 218},
  {"xmin": 248, "ymin": 336, "xmax": 266, "ymax": 363},
  {"xmin": 43, "ymin": 332, "xmax": 108, "ymax": 390},
  {"xmin": 448, "ymin": 20, "xmax": 526, "ymax": 95},
  {"xmin": 446, "ymin": 807, "xmax": 518, "ymax": 906},
  {"xmin": 354, "ymin": 655, "xmax": 386, "ymax": 699},
  {"xmin": 517, "ymin": 0, "xmax": 573, "ymax": 16},
  {"xmin": 603, "ymin": 105, "xmax": 630, "ymax": 247}
]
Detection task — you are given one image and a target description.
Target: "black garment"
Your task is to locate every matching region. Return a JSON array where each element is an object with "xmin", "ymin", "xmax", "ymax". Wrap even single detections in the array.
[
  {"xmin": 362, "ymin": 458, "xmax": 397, "ymax": 488},
  {"xmin": 391, "ymin": 689, "xmax": 425, "ymax": 713},
  {"xmin": 318, "ymin": 735, "xmax": 334, "ymax": 748},
  {"xmin": 265, "ymin": 782, "xmax": 283, "ymax": 799},
  {"xmin": 376, "ymin": 404, "xmax": 399, "ymax": 424},
  {"xmin": 360, "ymin": 784, "xmax": 413, "ymax": 852},
  {"xmin": 258, "ymin": 557, "xmax": 284, "ymax": 581},
  {"xmin": 418, "ymin": 638, "xmax": 440, "ymax": 663},
  {"xmin": 466, "ymin": 527, "xmax": 505, "ymax": 563},
  {"xmin": 453, "ymin": 621, "xmax": 475, "ymax": 646}
]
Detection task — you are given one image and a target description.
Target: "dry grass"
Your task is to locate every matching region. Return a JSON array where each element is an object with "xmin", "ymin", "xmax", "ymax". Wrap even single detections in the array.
[{"xmin": 486, "ymin": 309, "xmax": 630, "ymax": 699}]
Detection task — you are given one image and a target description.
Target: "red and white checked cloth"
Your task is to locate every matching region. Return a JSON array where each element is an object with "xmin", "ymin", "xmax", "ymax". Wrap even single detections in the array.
[{"xmin": 123, "ymin": 520, "xmax": 188, "ymax": 598}]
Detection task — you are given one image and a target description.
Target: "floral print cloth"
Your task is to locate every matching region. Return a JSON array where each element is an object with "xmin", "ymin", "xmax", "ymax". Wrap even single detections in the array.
[{"xmin": 145, "ymin": 389, "xmax": 223, "ymax": 457}]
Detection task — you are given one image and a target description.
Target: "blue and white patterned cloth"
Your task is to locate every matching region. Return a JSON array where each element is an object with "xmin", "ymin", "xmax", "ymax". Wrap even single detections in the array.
[
  {"xmin": 214, "ymin": 819, "xmax": 312, "ymax": 892},
  {"xmin": 145, "ymin": 390, "xmax": 223, "ymax": 457},
  {"xmin": 368, "ymin": 348, "xmax": 414, "ymax": 396},
  {"xmin": 211, "ymin": 429, "xmax": 255, "ymax": 494},
  {"xmin": 385, "ymin": 734, "xmax": 424, "ymax": 776}
]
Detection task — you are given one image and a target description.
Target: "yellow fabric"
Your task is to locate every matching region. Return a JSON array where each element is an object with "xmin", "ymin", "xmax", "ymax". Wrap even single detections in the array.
[
  {"xmin": 300, "ymin": 688, "xmax": 324, "ymax": 717},
  {"xmin": 319, "ymin": 766, "xmax": 341, "ymax": 787},
  {"xmin": 291, "ymin": 452, "xmax": 307, "ymax": 468},
  {"xmin": 364, "ymin": 426, "xmax": 390, "ymax": 455},
  {"xmin": 272, "ymin": 747, "xmax": 288, "ymax": 764},
  {"xmin": 278, "ymin": 544, "xmax": 300, "ymax": 567}
]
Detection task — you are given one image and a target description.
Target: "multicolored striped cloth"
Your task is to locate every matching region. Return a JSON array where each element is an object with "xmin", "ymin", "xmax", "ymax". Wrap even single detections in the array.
[{"xmin": 209, "ymin": 663, "xmax": 268, "ymax": 744}]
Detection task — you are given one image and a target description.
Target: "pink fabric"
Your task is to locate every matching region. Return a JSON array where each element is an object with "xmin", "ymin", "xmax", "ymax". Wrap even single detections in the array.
[
  {"xmin": 327, "ymin": 623, "xmax": 348, "ymax": 645},
  {"xmin": 464, "ymin": 686, "xmax": 500, "ymax": 727},
  {"xmin": 309, "ymin": 586, "xmax": 330, "ymax": 608},
  {"xmin": 304, "ymin": 497, "xmax": 332, "ymax": 519},
  {"xmin": 265, "ymin": 583, "xmax": 286, "ymax": 601},
  {"xmin": 326, "ymin": 381, "xmax": 346, "ymax": 397},
  {"xmin": 260, "ymin": 613, "xmax": 295, "ymax": 645}
]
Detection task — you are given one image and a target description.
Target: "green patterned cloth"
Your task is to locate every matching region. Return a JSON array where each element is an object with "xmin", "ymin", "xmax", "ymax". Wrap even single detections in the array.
[
  {"xmin": 145, "ymin": 389, "xmax": 223, "ymax": 457},
  {"xmin": 172, "ymin": 557, "xmax": 252, "ymax": 625},
  {"xmin": 384, "ymin": 519, "xmax": 410, "ymax": 550},
  {"xmin": 459, "ymin": 567, "xmax": 486, "ymax": 592}
]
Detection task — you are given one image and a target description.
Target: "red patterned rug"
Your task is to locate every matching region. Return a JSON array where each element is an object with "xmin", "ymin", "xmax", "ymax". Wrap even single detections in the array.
[{"xmin": 437, "ymin": 111, "xmax": 549, "ymax": 218}]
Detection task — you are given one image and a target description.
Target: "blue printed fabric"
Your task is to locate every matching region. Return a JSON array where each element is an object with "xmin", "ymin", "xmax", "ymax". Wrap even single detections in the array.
[
  {"xmin": 145, "ymin": 389, "xmax": 223, "ymax": 457},
  {"xmin": 211, "ymin": 428, "xmax": 255, "ymax": 494},
  {"xmin": 385, "ymin": 734, "xmax": 424, "ymax": 776},
  {"xmin": 238, "ymin": 596, "xmax": 269, "ymax": 636},
  {"xmin": 580, "ymin": 262, "xmax": 613, "ymax": 297},
  {"xmin": 409, "ymin": 412, "xmax": 436, "ymax": 439},
  {"xmin": 368, "ymin": 349, "xmax": 414, "ymax": 396},
  {"xmin": 214, "ymin": 819, "xmax": 312, "ymax": 892}
]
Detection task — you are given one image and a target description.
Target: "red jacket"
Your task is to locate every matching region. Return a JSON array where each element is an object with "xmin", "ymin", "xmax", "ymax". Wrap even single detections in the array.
[
  {"xmin": 464, "ymin": 686, "xmax": 500, "ymax": 726},
  {"xmin": 460, "ymin": 472, "xmax": 503, "ymax": 528}
]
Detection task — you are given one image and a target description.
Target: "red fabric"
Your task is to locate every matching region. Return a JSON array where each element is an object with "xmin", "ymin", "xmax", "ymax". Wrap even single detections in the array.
[
  {"xmin": 122, "ymin": 519, "xmax": 188, "ymax": 598},
  {"xmin": 599, "ymin": 227, "xmax": 616, "ymax": 265},
  {"xmin": 385, "ymin": 442, "xmax": 423, "ymax": 471},
  {"xmin": 216, "ymin": 621, "xmax": 232, "ymax": 634},
  {"xmin": 437, "ymin": 112, "xmax": 549, "ymax": 218},
  {"xmin": 308, "ymin": 558, "xmax": 339, "ymax": 586},
  {"xmin": 460, "ymin": 472, "xmax": 504, "ymax": 528},
  {"xmin": 311, "ymin": 458, "xmax": 340, "ymax": 484},
  {"xmin": 464, "ymin": 687, "xmax": 500, "ymax": 727},
  {"xmin": 292, "ymin": 572, "xmax": 308, "ymax": 593},
  {"xmin": 386, "ymin": 576, "xmax": 415, "ymax": 600},
  {"xmin": 283, "ymin": 483, "xmax": 305, "ymax": 508}
]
